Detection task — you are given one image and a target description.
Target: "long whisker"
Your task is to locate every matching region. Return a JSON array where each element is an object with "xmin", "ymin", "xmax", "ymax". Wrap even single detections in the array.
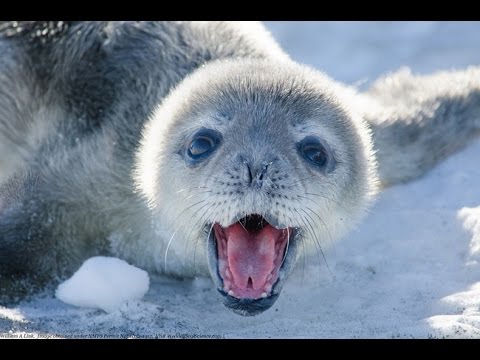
[
  {"xmin": 183, "ymin": 190, "xmax": 213, "ymax": 202},
  {"xmin": 302, "ymin": 192, "xmax": 350, "ymax": 214},
  {"xmin": 182, "ymin": 202, "xmax": 214, "ymax": 263},
  {"xmin": 164, "ymin": 199, "xmax": 210, "ymax": 272},
  {"xmin": 279, "ymin": 175, "xmax": 318, "ymax": 188},
  {"xmin": 166, "ymin": 199, "xmax": 207, "ymax": 230},
  {"xmin": 297, "ymin": 193, "xmax": 345, "ymax": 251},
  {"xmin": 164, "ymin": 229, "xmax": 177, "ymax": 272},
  {"xmin": 286, "ymin": 174, "xmax": 339, "ymax": 189},
  {"xmin": 301, "ymin": 228, "xmax": 307, "ymax": 287},
  {"xmin": 280, "ymin": 227, "xmax": 290, "ymax": 268},
  {"xmin": 271, "ymin": 171, "xmax": 348, "ymax": 214},
  {"xmin": 283, "ymin": 210, "xmax": 306, "ymax": 287},
  {"xmin": 193, "ymin": 202, "xmax": 222, "ymax": 274},
  {"xmin": 238, "ymin": 218, "xmax": 248, "ymax": 232},
  {"xmin": 304, "ymin": 205, "xmax": 336, "ymax": 251},
  {"xmin": 299, "ymin": 208, "xmax": 333, "ymax": 278},
  {"xmin": 293, "ymin": 208, "xmax": 324, "ymax": 270},
  {"xmin": 175, "ymin": 186, "xmax": 210, "ymax": 194},
  {"xmin": 298, "ymin": 211, "xmax": 333, "ymax": 284},
  {"xmin": 195, "ymin": 204, "xmax": 221, "ymax": 268}
]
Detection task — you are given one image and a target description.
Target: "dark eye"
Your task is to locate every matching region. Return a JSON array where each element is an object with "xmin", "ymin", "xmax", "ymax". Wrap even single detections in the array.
[
  {"xmin": 303, "ymin": 143, "xmax": 327, "ymax": 167},
  {"xmin": 185, "ymin": 128, "xmax": 222, "ymax": 164},
  {"xmin": 189, "ymin": 136, "xmax": 215, "ymax": 158},
  {"xmin": 297, "ymin": 136, "xmax": 332, "ymax": 171}
]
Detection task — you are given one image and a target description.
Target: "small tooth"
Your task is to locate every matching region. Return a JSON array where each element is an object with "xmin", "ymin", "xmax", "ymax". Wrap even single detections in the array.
[
  {"xmin": 265, "ymin": 284, "xmax": 272, "ymax": 293},
  {"xmin": 225, "ymin": 268, "xmax": 232, "ymax": 279},
  {"xmin": 228, "ymin": 290, "xmax": 234, "ymax": 296},
  {"xmin": 223, "ymin": 279, "xmax": 231, "ymax": 291},
  {"xmin": 267, "ymin": 274, "xmax": 272, "ymax": 281},
  {"xmin": 261, "ymin": 292, "xmax": 268, "ymax": 298}
]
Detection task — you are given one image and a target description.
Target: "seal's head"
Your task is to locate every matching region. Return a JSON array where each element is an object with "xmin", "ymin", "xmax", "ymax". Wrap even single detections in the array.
[{"xmin": 136, "ymin": 59, "xmax": 378, "ymax": 316}]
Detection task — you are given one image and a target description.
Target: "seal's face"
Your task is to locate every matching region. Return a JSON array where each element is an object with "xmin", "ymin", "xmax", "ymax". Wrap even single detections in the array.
[
  {"xmin": 137, "ymin": 60, "xmax": 377, "ymax": 316},
  {"xmin": 180, "ymin": 112, "xmax": 339, "ymax": 315}
]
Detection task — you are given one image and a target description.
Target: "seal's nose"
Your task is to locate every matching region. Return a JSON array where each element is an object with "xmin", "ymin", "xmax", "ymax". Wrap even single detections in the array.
[
  {"xmin": 238, "ymin": 155, "xmax": 276, "ymax": 190},
  {"xmin": 250, "ymin": 162, "xmax": 271, "ymax": 188}
]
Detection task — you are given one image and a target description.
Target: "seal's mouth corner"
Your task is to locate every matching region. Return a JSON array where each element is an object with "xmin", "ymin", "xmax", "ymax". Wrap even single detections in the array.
[{"xmin": 207, "ymin": 214, "xmax": 298, "ymax": 316}]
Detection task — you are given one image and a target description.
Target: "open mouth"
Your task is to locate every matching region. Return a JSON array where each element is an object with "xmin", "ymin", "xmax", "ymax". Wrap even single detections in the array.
[{"xmin": 207, "ymin": 214, "xmax": 299, "ymax": 316}]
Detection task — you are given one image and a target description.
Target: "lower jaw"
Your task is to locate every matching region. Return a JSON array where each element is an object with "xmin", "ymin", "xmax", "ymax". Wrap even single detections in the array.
[
  {"xmin": 224, "ymin": 287, "xmax": 270, "ymax": 300},
  {"xmin": 217, "ymin": 288, "xmax": 281, "ymax": 316}
]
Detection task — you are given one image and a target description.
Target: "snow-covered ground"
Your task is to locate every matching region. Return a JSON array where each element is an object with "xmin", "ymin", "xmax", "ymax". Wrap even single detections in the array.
[{"xmin": 1, "ymin": 21, "xmax": 479, "ymax": 339}]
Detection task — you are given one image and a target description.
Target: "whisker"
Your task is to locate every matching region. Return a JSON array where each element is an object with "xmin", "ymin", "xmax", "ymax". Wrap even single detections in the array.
[
  {"xmin": 302, "ymin": 192, "xmax": 351, "ymax": 215},
  {"xmin": 180, "ymin": 202, "xmax": 213, "ymax": 264},
  {"xmin": 175, "ymin": 186, "xmax": 210, "ymax": 194},
  {"xmin": 280, "ymin": 227, "xmax": 290, "ymax": 268},
  {"xmin": 164, "ymin": 199, "xmax": 209, "ymax": 272},
  {"xmin": 301, "ymin": 228, "xmax": 307, "ymax": 287},
  {"xmin": 298, "ymin": 212, "xmax": 331, "ymax": 285},
  {"xmin": 166, "ymin": 199, "xmax": 207, "ymax": 230},
  {"xmin": 304, "ymin": 205, "xmax": 336, "ymax": 251},
  {"xmin": 183, "ymin": 190, "xmax": 213, "ymax": 202},
  {"xmin": 274, "ymin": 171, "xmax": 340, "ymax": 192},
  {"xmin": 280, "ymin": 175, "xmax": 318, "ymax": 188},
  {"xmin": 193, "ymin": 203, "xmax": 221, "ymax": 274},
  {"xmin": 299, "ymin": 208, "xmax": 333, "ymax": 279},
  {"xmin": 293, "ymin": 208, "xmax": 323, "ymax": 269},
  {"xmin": 283, "ymin": 211, "xmax": 305, "ymax": 287},
  {"xmin": 238, "ymin": 218, "xmax": 248, "ymax": 232},
  {"xmin": 164, "ymin": 229, "xmax": 177, "ymax": 272},
  {"xmin": 296, "ymin": 194, "xmax": 346, "ymax": 252},
  {"xmin": 193, "ymin": 203, "xmax": 223, "ymax": 272},
  {"xmin": 184, "ymin": 202, "xmax": 216, "ymax": 271}
]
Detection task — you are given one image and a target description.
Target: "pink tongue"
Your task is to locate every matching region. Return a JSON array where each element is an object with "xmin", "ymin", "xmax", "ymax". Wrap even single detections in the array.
[{"xmin": 224, "ymin": 223, "xmax": 280, "ymax": 291}]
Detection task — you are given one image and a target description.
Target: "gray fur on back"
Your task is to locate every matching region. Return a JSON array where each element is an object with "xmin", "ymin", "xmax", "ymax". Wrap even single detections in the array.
[
  {"xmin": 0, "ymin": 21, "xmax": 478, "ymax": 305},
  {"xmin": 362, "ymin": 67, "xmax": 480, "ymax": 186}
]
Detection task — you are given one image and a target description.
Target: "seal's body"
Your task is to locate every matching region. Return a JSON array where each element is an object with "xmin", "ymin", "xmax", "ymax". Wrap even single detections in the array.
[{"xmin": 0, "ymin": 21, "xmax": 478, "ymax": 315}]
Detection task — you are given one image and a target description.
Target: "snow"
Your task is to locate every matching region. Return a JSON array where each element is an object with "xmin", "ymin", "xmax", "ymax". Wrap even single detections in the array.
[
  {"xmin": 459, "ymin": 207, "xmax": 480, "ymax": 261},
  {"xmin": 1, "ymin": 21, "xmax": 480, "ymax": 338},
  {"xmin": 55, "ymin": 257, "xmax": 150, "ymax": 313}
]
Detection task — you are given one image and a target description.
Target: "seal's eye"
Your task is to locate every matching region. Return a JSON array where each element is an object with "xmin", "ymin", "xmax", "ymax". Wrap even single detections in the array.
[
  {"xmin": 189, "ymin": 136, "xmax": 215, "ymax": 157},
  {"xmin": 186, "ymin": 128, "xmax": 222, "ymax": 164},
  {"xmin": 297, "ymin": 136, "xmax": 334, "ymax": 171},
  {"xmin": 303, "ymin": 143, "xmax": 327, "ymax": 167}
]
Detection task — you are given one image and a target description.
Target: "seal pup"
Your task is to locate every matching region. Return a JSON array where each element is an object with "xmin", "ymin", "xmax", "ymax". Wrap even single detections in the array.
[{"xmin": 0, "ymin": 21, "xmax": 478, "ymax": 315}]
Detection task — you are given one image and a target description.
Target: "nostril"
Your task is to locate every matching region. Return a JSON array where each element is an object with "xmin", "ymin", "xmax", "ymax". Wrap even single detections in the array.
[
  {"xmin": 238, "ymin": 156, "xmax": 276, "ymax": 188},
  {"xmin": 258, "ymin": 162, "xmax": 272, "ymax": 181},
  {"xmin": 245, "ymin": 161, "xmax": 253, "ymax": 184},
  {"xmin": 252, "ymin": 168, "xmax": 263, "ymax": 187},
  {"xmin": 252, "ymin": 162, "xmax": 272, "ymax": 188}
]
